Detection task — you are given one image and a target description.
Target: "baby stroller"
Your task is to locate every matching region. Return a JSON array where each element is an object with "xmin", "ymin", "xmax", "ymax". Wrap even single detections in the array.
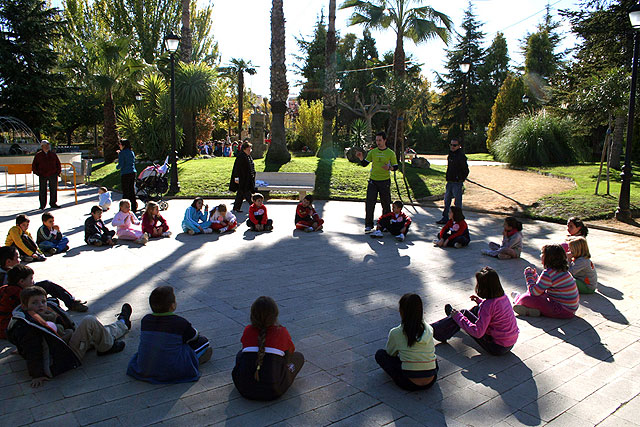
[{"xmin": 135, "ymin": 156, "xmax": 170, "ymax": 210}]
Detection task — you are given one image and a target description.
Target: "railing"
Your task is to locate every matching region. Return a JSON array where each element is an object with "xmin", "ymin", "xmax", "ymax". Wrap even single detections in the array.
[{"xmin": 0, "ymin": 163, "xmax": 78, "ymax": 204}]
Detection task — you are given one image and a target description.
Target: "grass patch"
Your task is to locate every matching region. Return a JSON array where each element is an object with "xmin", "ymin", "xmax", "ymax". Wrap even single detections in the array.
[
  {"xmin": 525, "ymin": 163, "xmax": 640, "ymax": 220},
  {"xmin": 88, "ymin": 156, "xmax": 446, "ymax": 201},
  {"xmin": 466, "ymin": 153, "xmax": 495, "ymax": 161}
]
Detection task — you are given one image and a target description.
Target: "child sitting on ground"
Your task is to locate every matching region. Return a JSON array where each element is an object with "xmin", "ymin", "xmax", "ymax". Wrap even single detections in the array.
[
  {"xmin": 98, "ymin": 187, "xmax": 112, "ymax": 211},
  {"xmin": 562, "ymin": 216, "xmax": 589, "ymax": 257},
  {"xmin": 294, "ymin": 195, "xmax": 324, "ymax": 232},
  {"xmin": 112, "ymin": 200, "xmax": 149, "ymax": 245},
  {"xmin": 568, "ymin": 237, "xmax": 598, "ymax": 294},
  {"xmin": 84, "ymin": 206, "xmax": 116, "ymax": 246},
  {"xmin": 127, "ymin": 286, "xmax": 212, "ymax": 383},
  {"xmin": 5, "ymin": 215, "xmax": 45, "ymax": 262},
  {"xmin": 7, "ymin": 285, "xmax": 131, "ymax": 388},
  {"xmin": 0, "ymin": 263, "xmax": 87, "ymax": 338},
  {"xmin": 434, "ymin": 206, "xmax": 470, "ymax": 248},
  {"xmin": 142, "ymin": 201, "xmax": 171, "ymax": 238},
  {"xmin": 182, "ymin": 197, "xmax": 213, "ymax": 235},
  {"xmin": 481, "ymin": 216, "xmax": 523, "ymax": 259},
  {"xmin": 370, "ymin": 200, "xmax": 411, "ymax": 241},
  {"xmin": 431, "ymin": 267, "xmax": 519, "ymax": 355},
  {"xmin": 246, "ymin": 193, "xmax": 273, "ymax": 232},
  {"xmin": 209, "ymin": 204, "xmax": 237, "ymax": 233},
  {"xmin": 232, "ymin": 296, "xmax": 304, "ymax": 400},
  {"xmin": 375, "ymin": 293, "xmax": 438, "ymax": 391},
  {"xmin": 512, "ymin": 244, "xmax": 579, "ymax": 318},
  {"xmin": 36, "ymin": 212, "xmax": 70, "ymax": 256}
]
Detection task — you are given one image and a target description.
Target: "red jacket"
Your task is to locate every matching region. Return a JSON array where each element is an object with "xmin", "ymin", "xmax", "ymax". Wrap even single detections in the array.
[
  {"xmin": 0, "ymin": 284, "xmax": 22, "ymax": 338},
  {"xmin": 249, "ymin": 204, "xmax": 268, "ymax": 225},
  {"xmin": 438, "ymin": 219, "xmax": 469, "ymax": 241},
  {"xmin": 32, "ymin": 150, "xmax": 61, "ymax": 177},
  {"xmin": 142, "ymin": 214, "xmax": 168, "ymax": 235}
]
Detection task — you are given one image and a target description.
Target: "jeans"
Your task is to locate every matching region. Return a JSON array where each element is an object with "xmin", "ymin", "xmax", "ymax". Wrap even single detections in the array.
[
  {"xmin": 430, "ymin": 306, "xmax": 513, "ymax": 356},
  {"xmin": 38, "ymin": 175, "xmax": 58, "ymax": 208},
  {"xmin": 121, "ymin": 173, "xmax": 137, "ymax": 212},
  {"xmin": 374, "ymin": 349, "xmax": 437, "ymax": 391},
  {"xmin": 441, "ymin": 181, "xmax": 463, "ymax": 220},
  {"xmin": 365, "ymin": 179, "xmax": 392, "ymax": 228},
  {"xmin": 38, "ymin": 237, "xmax": 69, "ymax": 253}
]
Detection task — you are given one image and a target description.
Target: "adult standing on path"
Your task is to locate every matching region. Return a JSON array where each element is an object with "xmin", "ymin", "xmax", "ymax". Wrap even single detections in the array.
[
  {"xmin": 32, "ymin": 140, "xmax": 61, "ymax": 210},
  {"xmin": 356, "ymin": 132, "xmax": 399, "ymax": 233},
  {"xmin": 436, "ymin": 139, "xmax": 469, "ymax": 225},
  {"xmin": 230, "ymin": 141, "xmax": 256, "ymax": 213},
  {"xmin": 116, "ymin": 139, "xmax": 137, "ymax": 212}
]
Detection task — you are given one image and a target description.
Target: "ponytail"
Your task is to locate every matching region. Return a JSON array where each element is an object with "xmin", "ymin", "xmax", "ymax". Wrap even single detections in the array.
[
  {"xmin": 254, "ymin": 327, "xmax": 267, "ymax": 381},
  {"xmin": 249, "ymin": 296, "xmax": 279, "ymax": 382}
]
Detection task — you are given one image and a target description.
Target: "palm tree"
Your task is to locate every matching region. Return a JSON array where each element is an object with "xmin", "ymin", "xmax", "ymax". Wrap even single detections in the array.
[
  {"xmin": 180, "ymin": 0, "xmax": 192, "ymax": 63},
  {"xmin": 266, "ymin": 0, "xmax": 291, "ymax": 165},
  {"xmin": 219, "ymin": 58, "xmax": 256, "ymax": 139},
  {"xmin": 341, "ymin": 0, "xmax": 452, "ymax": 155},
  {"xmin": 318, "ymin": 0, "xmax": 338, "ymax": 158}
]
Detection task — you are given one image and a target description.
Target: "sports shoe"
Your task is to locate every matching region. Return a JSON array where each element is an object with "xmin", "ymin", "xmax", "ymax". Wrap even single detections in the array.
[
  {"xmin": 436, "ymin": 218, "xmax": 448, "ymax": 225},
  {"xmin": 68, "ymin": 301, "xmax": 88, "ymax": 312},
  {"xmin": 117, "ymin": 303, "xmax": 132, "ymax": 330},
  {"xmin": 370, "ymin": 230, "xmax": 384, "ymax": 238},
  {"xmin": 135, "ymin": 234, "xmax": 149, "ymax": 245},
  {"xmin": 33, "ymin": 254, "xmax": 46, "ymax": 262},
  {"xmin": 444, "ymin": 304, "xmax": 453, "ymax": 316},
  {"xmin": 46, "ymin": 248, "xmax": 57, "ymax": 256},
  {"xmin": 199, "ymin": 347, "xmax": 213, "ymax": 365},
  {"xmin": 187, "ymin": 229, "xmax": 195, "ymax": 235},
  {"xmin": 305, "ymin": 226, "xmax": 314, "ymax": 232},
  {"xmin": 510, "ymin": 291, "xmax": 520, "ymax": 302},
  {"xmin": 219, "ymin": 227, "xmax": 228, "ymax": 233},
  {"xmin": 497, "ymin": 253, "xmax": 512, "ymax": 260},
  {"xmin": 162, "ymin": 231, "xmax": 172, "ymax": 237},
  {"xmin": 364, "ymin": 226, "xmax": 372, "ymax": 233},
  {"xmin": 513, "ymin": 304, "xmax": 540, "ymax": 317},
  {"xmin": 97, "ymin": 340, "xmax": 125, "ymax": 356},
  {"xmin": 396, "ymin": 233, "xmax": 405, "ymax": 242},
  {"xmin": 454, "ymin": 242, "xmax": 463, "ymax": 248},
  {"xmin": 203, "ymin": 228, "xmax": 213, "ymax": 234}
]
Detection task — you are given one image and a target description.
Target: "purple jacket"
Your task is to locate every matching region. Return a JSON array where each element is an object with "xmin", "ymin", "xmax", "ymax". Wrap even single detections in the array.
[{"xmin": 453, "ymin": 295, "xmax": 519, "ymax": 347}]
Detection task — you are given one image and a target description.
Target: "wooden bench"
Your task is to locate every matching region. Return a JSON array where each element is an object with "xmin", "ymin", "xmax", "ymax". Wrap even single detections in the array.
[{"xmin": 255, "ymin": 172, "xmax": 315, "ymax": 200}]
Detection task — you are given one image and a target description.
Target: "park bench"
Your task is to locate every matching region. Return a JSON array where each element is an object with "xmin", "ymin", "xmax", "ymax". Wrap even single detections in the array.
[{"xmin": 255, "ymin": 172, "xmax": 315, "ymax": 200}]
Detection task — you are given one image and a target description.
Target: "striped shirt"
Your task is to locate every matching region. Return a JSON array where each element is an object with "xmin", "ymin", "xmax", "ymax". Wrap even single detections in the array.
[{"xmin": 526, "ymin": 268, "xmax": 579, "ymax": 311}]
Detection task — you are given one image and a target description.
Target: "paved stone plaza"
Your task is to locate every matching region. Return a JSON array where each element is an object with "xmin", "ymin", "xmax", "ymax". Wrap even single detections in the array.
[{"xmin": 1, "ymin": 186, "xmax": 639, "ymax": 426}]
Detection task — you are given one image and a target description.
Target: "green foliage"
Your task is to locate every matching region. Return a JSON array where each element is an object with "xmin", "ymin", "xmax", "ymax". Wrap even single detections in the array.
[
  {"xmin": 476, "ymin": 32, "xmax": 510, "ymax": 129},
  {"xmin": 190, "ymin": 1, "xmax": 219, "ymax": 65},
  {"xmin": 523, "ymin": 6, "xmax": 562, "ymax": 82},
  {"xmin": 487, "ymin": 74, "xmax": 525, "ymax": 151},
  {"xmin": 349, "ymin": 119, "xmax": 368, "ymax": 148},
  {"xmin": 492, "ymin": 112, "xmax": 579, "ymax": 166},
  {"xmin": 295, "ymin": 100, "xmax": 323, "ymax": 151},
  {"xmin": 296, "ymin": 14, "xmax": 327, "ymax": 102},
  {"xmin": 407, "ymin": 117, "xmax": 444, "ymax": 153}
]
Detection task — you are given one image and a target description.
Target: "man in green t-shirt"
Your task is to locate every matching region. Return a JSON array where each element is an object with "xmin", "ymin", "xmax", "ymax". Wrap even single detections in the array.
[{"xmin": 356, "ymin": 132, "xmax": 399, "ymax": 233}]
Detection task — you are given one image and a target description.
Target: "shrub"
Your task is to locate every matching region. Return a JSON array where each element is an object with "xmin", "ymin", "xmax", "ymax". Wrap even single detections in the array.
[
  {"xmin": 487, "ymin": 74, "xmax": 525, "ymax": 152},
  {"xmin": 492, "ymin": 111, "xmax": 580, "ymax": 166},
  {"xmin": 295, "ymin": 100, "xmax": 323, "ymax": 152}
]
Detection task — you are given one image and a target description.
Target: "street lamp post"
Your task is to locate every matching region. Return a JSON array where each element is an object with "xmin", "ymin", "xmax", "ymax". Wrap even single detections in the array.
[
  {"xmin": 459, "ymin": 61, "xmax": 470, "ymax": 143},
  {"xmin": 164, "ymin": 32, "xmax": 181, "ymax": 194},
  {"xmin": 616, "ymin": 3, "xmax": 640, "ymax": 221}
]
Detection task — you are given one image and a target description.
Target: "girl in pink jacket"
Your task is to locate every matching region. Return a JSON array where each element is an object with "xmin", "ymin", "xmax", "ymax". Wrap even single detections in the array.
[{"xmin": 112, "ymin": 200, "xmax": 148, "ymax": 245}]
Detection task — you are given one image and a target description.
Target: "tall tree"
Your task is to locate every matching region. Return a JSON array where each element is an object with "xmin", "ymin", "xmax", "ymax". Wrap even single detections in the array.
[
  {"xmin": 190, "ymin": 1, "xmax": 218, "ymax": 65},
  {"xmin": 266, "ymin": 0, "xmax": 291, "ymax": 165},
  {"xmin": 0, "ymin": 0, "xmax": 64, "ymax": 136},
  {"xmin": 180, "ymin": 0, "xmax": 192, "ymax": 63},
  {"xmin": 476, "ymin": 32, "xmax": 509, "ymax": 129},
  {"xmin": 319, "ymin": 0, "xmax": 338, "ymax": 158},
  {"xmin": 341, "ymin": 0, "xmax": 452, "ymax": 156},
  {"xmin": 524, "ymin": 5, "xmax": 563, "ymax": 84},
  {"xmin": 219, "ymin": 58, "xmax": 256, "ymax": 139},
  {"xmin": 296, "ymin": 14, "xmax": 327, "ymax": 102}
]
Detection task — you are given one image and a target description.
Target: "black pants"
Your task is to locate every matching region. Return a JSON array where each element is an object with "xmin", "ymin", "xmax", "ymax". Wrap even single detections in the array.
[
  {"xmin": 430, "ymin": 306, "xmax": 513, "ymax": 356},
  {"xmin": 12, "ymin": 235, "xmax": 39, "ymax": 258},
  {"xmin": 37, "ymin": 280, "xmax": 76, "ymax": 310},
  {"xmin": 232, "ymin": 351, "xmax": 304, "ymax": 401},
  {"xmin": 246, "ymin": 217, "xmax": 273, "ymax": 231},
  {"xmin": 38, "ymin": 175, "xmax": 58, "ymax": 208},
  {"xmin": 375, "ymin": 349, "xmax": 438, "ymax": 392},
  {"xmin": 233, "ymin": 189, "xmax": 253, "ymax": 211},
  {"xmin": 365, "ymin": 179, "xmax": 391, "ymax": 228},
  {"xmin": 86, "ymin": 230, "xmax": 116, "ymax": 245},
  {"xmin": 121, "ymin": 172, "xmax": 137, "ymax": 212},
  {"xmin": 378, "ymin": 217, "xmax": 410, "ymax": 236},
  {"xmin": 439, "ymin": 232, "xmax": 470, "ymax": 247}
]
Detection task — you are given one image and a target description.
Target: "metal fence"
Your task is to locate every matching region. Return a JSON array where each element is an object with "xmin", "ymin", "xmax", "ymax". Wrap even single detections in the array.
[{"xmin": 0, "ymin": 162, "xmax": 78, "ymax": 204}]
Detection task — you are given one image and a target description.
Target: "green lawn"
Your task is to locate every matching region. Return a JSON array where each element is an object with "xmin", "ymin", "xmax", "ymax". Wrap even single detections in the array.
[
  {"xmin": 88, "ymin": 156, "xmax": 447, "ymax": 201},
  {"xmin": 466, "ymin": 153, "xmax": 495, "ymax": 161},
  {"xmin": 526, "ymin": 163, "xmax": 640, "ymax": 220}
]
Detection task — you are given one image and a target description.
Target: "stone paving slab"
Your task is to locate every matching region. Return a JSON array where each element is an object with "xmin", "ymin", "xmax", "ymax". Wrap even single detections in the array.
[{"xmin": 0, "ymin": 186, "xmax": 639, "ymax": 426}]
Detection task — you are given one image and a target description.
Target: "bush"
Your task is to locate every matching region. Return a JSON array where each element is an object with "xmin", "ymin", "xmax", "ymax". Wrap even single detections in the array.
[
  {"xmin": 407, "ymin": 117, "xmax": 445, "ymax": 153},
  {"xmin": 294, "ymin": 100, "xmax": 323, "ymax": 152},
  {"xmin": 492, "ymin": 111, "xmax": 580, "ymax": 166}
]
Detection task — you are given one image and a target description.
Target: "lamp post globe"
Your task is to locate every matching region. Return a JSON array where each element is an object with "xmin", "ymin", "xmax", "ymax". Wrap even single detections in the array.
[
  {"xmin": 459, "ymin": 60, "xmax": 470, "ymax": 143},
  {"xmin": 164, "ymin": 32, "xmax": 181, "ymax": 194}
]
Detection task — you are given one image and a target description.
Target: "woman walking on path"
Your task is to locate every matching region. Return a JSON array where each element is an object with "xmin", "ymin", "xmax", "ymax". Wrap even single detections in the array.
[
  {"xmin": 116, "ymin": 139, "xmax": 137, "ymax": 212},
  {"xmin": 229, "ymin": 142, "xmax": 256, "ymax": 213}
]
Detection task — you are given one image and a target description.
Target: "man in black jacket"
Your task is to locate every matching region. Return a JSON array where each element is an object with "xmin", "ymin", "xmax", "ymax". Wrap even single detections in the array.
[
  {"xmin": 229, "ymin": 142, "xmax": 256, "ymax": 213},
  {"xmin": 436, "ymin": 139, "xmax": 469, "ymax": 224}
]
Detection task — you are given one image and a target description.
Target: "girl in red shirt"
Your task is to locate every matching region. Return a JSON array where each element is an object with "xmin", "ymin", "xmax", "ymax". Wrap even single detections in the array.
[
  {"xmin": 232, "ymin": 296, "xmax": 304, "ymax": 400},
  {"xmin": 434, "ymin": 207, "xmax": 470, "ymax": 248},
  {"xmin": 141, "ymin": 202, "xmax": 170, "ymax": 238}
]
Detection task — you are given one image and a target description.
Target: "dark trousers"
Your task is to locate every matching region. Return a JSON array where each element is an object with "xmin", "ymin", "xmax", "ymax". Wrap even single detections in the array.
[
  {"xmin": 234, "ymin": 189, "xmax": 253, "ymax": 211},
  {"xmin": 430, "ymin": 306, "xmax": 513, "ymax": 356},
  {"xmin": 375, "ymin": 349, "xmax": 437, "ymax": 392},
  {"xmin": 439, "ymin": 232, "xmax": 470, "ymax": 247},
  {"xmin": 37, "ymin": 280, "xmax": 76, "ymax": 310},
  {"xmin": 378, "ymin": 217, "xmax": 410, "ymax": 236},
  {"xmin": 86, "ymin": 230, "xmax": 116, "ymax": 245},
  {"xmin": 232, "ymin": 351, "xmax": 304, "ymax": 401},
  {"xmin": 38, "ymin": 175, "xmax": 58, "ymax": 208},
  {"xmin": 365, "ymin": 179, "xmax": 391, "ymax": 228},
  {"xmin": 246, "ymin": 218, "xmax": 273, "ymax": 231},
  {"xmin": 121, "ymin": 173, "xmax": 137, "ymax": 212},
  {"xmin": 12, "ymin": 235, "xmax": 39, "ymax": 257}
]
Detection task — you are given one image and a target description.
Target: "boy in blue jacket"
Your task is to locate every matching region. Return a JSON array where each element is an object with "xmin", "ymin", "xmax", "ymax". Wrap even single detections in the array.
[{"xmin": 127, "ymin": 286, "xmax": 212, "ymax": 383}]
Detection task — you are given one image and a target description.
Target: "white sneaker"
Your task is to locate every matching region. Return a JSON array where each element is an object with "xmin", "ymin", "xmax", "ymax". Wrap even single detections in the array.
[
  {"xmin": 305, "ymin": 226, "xmax": 314, "ymax": 232},
  {"xmin": 454, "ymin": 242, "xmax": 463, "ymax": 248},
  {"xmin": 370, "ymin": 230, "xmax": 384, "ymax": 238},
  {"xmin": 162, "ymin": 231, "xmax": 172, "ymax": 238},
  {"xmin": 203, "ymin": 228, "xmax": 213, "ymax": 234},
  {"xmin": 364, "ymin": 226, "xmax": 373, "ymax": 234},
  {"xmin": 219, "ymin": 227, "xmax": 228, "ymax": 233},
  {"xmin": 396, "ymin": 233, "xmax": 405, "ymax": 242}
]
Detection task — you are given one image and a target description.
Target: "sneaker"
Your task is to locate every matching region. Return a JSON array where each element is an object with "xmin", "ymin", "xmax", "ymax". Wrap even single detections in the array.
[
  {"xmin": 481, "ymin": 249, "xmax": 492, "ymax": 256},
  {"xmin": 364, "ymin": 226, "xmax": 373, "ymax": 234},
  {"xmin": 68, "ymin": 301, "xmax": 88, "ymax": 312},
  {"xmin": 33, "ymin": 254, "xmax": 46, "ymax": 262},
  {"xmin": 187, "ymin": 229, "xmax": 195, "ymax": 235},
  {"xmin": 444, "ymin": 304, "xmax": 453, "ymax": 316},
  {"xmin": 396, "ymin": 233, "xmax": 405, "ymax": 242},
  {"xmin": 370, "ymin": 230, "xmax": 384, "ymax": 238},
  {"xmin": 62, "ymin": 246, "xmax": 69, "ymax": 252},
  {"xmin": 23, "ymin": 255, "xmax": 34, "ymax": 262},
  {"xmin": 203, "ymin": 228, "xmax": 213, "ymax": 234},
  {"xmin": 162, "ymin": 231, "xmax": 172, "ymax": 237},
  {"xmin": 513, "ymin": 304, "xmax": 540, "ymax": 317},
  {"xmin": 46, "ymin": 248, "xmax": 57, "ymax": 256},
  {"xmin": 117, "ymin": 303, "xmax": 132, "ymax": 330},
  {"xmin": 510, "ymin": 291, "xmax": 520, "ymax": 302},
  {"xmin": 454, "ymin": 242, "xmax": 463, "ymax": 248},
  {"xmin": 436, "ymin": 218, "xmax": 448, "ymax": 225},
  {"xmin": 199, "ymin": 347, "xmax": 213, "ymax": 365},
  {"xmin": 219, "ymin": 227, "xmax": 228, "ymax": 233},
  {"xmin": 432, "ymin": 239, "xmax": 440, "ymax": 246},
  {"xmin": 305, "ymin": 226, "xmax": 314, "ymax": 233},
  {"xmin": 97, "ymin": 340, "xmax": 125, "ymax": 356}
]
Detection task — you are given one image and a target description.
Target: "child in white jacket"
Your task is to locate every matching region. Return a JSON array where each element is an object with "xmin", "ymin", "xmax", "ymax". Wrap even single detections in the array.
[
  {"xmin": 482, "ymin": 217, "xmax": 522, "ymax": 260},
  {"xmin": 209, "ymin": 204, "xmax": 237, "ymax": 233}
]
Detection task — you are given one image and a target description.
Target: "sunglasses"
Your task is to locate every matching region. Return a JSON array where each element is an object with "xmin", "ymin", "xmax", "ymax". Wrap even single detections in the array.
[{"xmin": 450, "ymin": 143, "xmax": 459, "ymax": 147}]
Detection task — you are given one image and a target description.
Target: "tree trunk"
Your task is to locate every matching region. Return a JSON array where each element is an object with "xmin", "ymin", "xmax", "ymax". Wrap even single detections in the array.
[
  {"xmin": 238, "ymin": 70, "xmax": 244, "ymax": 139},
  {"xmin": 266, "ymin": 0, "xmax": 291, "ymax": 165},
  {"xmin": 103, "ymin": 88, "xmax": 120, "ymax": 163},
  {"xmin": 388, "ymin": 32, "xmax": 406, "ymax": 159},
  {"xmin": 610, "ymin": 114, "xmax": 625, "ymax": 170},
  {"xmin": 180, "ymin": 0, "xmax": 192, "ymax": 64},
  {"xmin": 318, "ymin": 0, "xmax": 337, "ymax": 159}
]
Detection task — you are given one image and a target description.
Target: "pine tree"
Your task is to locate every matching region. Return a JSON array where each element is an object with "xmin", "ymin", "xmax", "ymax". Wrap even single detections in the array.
[
  {"xmin": 486, "ymin": 74, "xmax": 525, "ymax": 152},
  {"xmin": 476, "ymin": 32, "xmax": 509, "ymax": 129},
  {"xmin": 0, "ymin": 0, "xmax": 64, "ymax": 136},
  {"xmin": 524, "ymin": 5, "xmax": 563, "ymax": 83},
  {"xmin": 296, "ymin": 14, "xmax": 327, "ymax": 102}
]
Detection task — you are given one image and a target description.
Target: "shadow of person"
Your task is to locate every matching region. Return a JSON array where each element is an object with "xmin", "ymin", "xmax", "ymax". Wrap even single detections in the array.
[
  {"xmin": 579, "ymin": 291, "xmax": 629, "ymax": 325},
  {"xmin": 596, "ymin": 283, "xmax": 624, "ymax": 300}
]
